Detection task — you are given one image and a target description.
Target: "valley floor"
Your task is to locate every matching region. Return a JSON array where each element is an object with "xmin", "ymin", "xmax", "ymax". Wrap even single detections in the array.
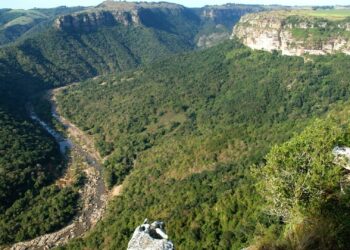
[{"xmin": 7, "ymin": 89, "xmax": 119, "ymax": 250}]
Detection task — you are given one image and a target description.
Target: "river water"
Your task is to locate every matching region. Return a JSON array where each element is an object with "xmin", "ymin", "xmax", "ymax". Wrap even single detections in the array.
[
  {"xmin": 8, "ymin": 98, "xmax": 108, "ymax": 250},
  {"xmin": 29, "ymin": 108, "xmax": 73, "ymax": 154}
]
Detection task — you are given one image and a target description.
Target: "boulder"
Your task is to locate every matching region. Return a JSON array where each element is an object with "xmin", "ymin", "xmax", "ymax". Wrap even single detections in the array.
[{"xmin": 127, "ymin": 220, "xmax": 174, "ymax": 250}]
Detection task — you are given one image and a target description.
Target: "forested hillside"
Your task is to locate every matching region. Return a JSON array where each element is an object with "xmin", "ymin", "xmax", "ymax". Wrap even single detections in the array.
[
  {"xmin": 2, "ymin": 2, "xmax": 350, "ymax": 249},
  {"xmin": 56, "ymin": 40, "xmax": 350, "ymax": 249},
  {"xmin": 0, "ymin": 22, "xmax": 184, "ymax": 245},
  {"xmin": 0, "ymin": 2, "xmax": 264, "ymax": 246},
  {"xmin": 0, "ymin": 95, "xmax": 81, "ymax": 244}
]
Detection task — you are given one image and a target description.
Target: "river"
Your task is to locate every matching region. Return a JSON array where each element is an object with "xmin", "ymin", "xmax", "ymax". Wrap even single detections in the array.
[{"xmin": 9, "ymin": 90, "xmax": 108, "ymax": 250}]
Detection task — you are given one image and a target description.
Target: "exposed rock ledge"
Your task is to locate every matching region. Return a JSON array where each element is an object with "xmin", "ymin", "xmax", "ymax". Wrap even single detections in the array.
[
  {"xmin": 54, "ymin": 1, "xmax": 185, "ymax": 32},
  {"xmin": 54, "ymin": 9, "xmax": 140, "ymax": 31},
  {"xmin": 333, "ymin": 146, "xmax": 350, "ymax": 193},
  {"xmin": 233, "ymin": 11, "xmax": 350, "ymax": 56},
  {"xmin": 127, "ymin": 220, "xmax": 174, "ymax": 250}
]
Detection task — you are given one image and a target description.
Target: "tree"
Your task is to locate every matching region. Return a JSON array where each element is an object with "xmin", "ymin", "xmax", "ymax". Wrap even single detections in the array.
[{"xmin": 258, "ymin": 119, "xmax": 346, "ymax": 222}]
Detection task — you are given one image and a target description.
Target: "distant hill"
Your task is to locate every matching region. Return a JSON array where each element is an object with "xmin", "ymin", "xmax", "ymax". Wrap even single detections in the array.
[{"xmin": 0, "ymin": 6, "xmax": 86, "ymax": 46}]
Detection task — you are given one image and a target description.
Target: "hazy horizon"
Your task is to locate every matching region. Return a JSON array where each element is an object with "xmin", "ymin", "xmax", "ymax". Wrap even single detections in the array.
[{"xmin": 1, "ymin": 0, "xmax": 349, "ymax": 10}]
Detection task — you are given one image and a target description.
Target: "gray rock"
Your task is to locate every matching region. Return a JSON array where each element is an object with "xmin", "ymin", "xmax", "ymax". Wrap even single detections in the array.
[{"xmin": 127, "ymin": 220, "xmax": 174, "ymax": 250}]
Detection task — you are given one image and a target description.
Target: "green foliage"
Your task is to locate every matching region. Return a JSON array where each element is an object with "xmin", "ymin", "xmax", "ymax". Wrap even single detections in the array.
[
  {"xmin": 0, "ymin": 103, "xmax": 81, "ymax": 245},
  {"xmin": 0, "ymin": 108, "xmax": 61, "ymax": 213},
  {"xmin": 0, "ymin": 24, "xmax": 196, "ymax": 92},
  {"xmin": 0, "ymin": 8, "xmax": 251, "ymax": 245},
  {"xmin": 57, "ymin": 41, "xmax": 350, "ymax": 249},
  {"xmin": 259, "ymin": 119, "xmax": 345, "ymax": 221},
  {"xmin": 256, "ymin": 119, "xmax": 350, "ymax": 250},
  {"xmin": 0, "ymin": 9, "xmax": 204, "ymax": 224},
  {"xmin": 2, "ymin": 5, "xmax": 350, "ymax": 248},
  {"xmin": 0, "ymin": 185, "xmax": 79, "ymax": 243},
  {"xmin": 286, "ymin": 15, "xmax": 350, "ymax": 44}
]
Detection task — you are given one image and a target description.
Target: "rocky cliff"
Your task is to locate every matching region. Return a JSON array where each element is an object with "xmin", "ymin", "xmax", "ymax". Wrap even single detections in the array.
[
  {"xmin": 54, "ymin": 1, "xmax": 186, "ymax": 32},
  {"xmin": 233, "ymin": 11, "xmax": 350, "ymax": 56},
  {"xmin": 54, "ymin": 10, "xmax": 139, "ymax": 31},
  {"xmin": 199, "ymin": 4, "xmax": 264, "ymax": 28},
  {"xmin": 194, "ymin": 4, "xmax": 264, "ymax": 48},
  {"xmin": 127, "ymin": 220, "xmax": 174, "ymax": 250},
  {"xmin": 53, "ymin": 1, "xmax": 266, "ymax": 47}
]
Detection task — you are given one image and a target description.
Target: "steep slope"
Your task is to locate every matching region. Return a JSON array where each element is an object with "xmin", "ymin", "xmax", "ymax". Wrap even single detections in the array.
[
  {"xmin": 233, "ymin": 9, "xmax": 350, "ymax": 56},
  {"xmin": 193, "ymin": 4, "xmax": 265, "ymax": 48},
  {"xmin": 0, "ymin": 2, "xmax": 289, "ymax": 247},
  {"xmin": 54, "ymin": 2, "xmax": 200, "ymax": 45},
  {"xmin": 53, "ymin": 1, "xmax": 266, "ymax": 49},
  {"xmin": 0, "ymin": 2, "xmax": 197, "ymax": 245},
  {"xmin": 0, "ymin": 2, "xmax": 268, "ymax": 102},
  {"xmin": 193, "ymin": 4, "xmax": 292, "ymax": 48},
  {"xmin": 56, "ymin": 40, "xmax": 350, "ymax": 249},
  {"xmin": 0, "ymin": 61, "xmax": 83, "ymax": 245},
  {"xmin": 0, "ymin": 2, "xmax": 202, "ymax": 91}
]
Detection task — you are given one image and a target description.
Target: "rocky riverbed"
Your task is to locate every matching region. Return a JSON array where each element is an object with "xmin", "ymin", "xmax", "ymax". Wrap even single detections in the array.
[{"xmin": 7, "ymin": 89, "xmax": 110, "ymax": 250}]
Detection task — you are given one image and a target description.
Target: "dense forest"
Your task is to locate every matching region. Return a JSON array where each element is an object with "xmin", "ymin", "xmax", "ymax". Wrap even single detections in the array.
[
  {"xmin": 56, "ymin": 40, "xmax": 350, "ymax": 249},
  {"xmin": 1, "ymin": 2, "xmax": 350, "ymax": 249},
  {"xmin": 0, "ymin": 5, "xmax": 226, "ymax": 245},
  {"xmin": 0, "ymin": 98, "xmax": 81, "ymax": 244}
]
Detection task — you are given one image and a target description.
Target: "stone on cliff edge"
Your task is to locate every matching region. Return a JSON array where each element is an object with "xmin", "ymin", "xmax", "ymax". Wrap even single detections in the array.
[{"xmin": 127, "ymin": 220, "xmax": 174, "ymax": 250}]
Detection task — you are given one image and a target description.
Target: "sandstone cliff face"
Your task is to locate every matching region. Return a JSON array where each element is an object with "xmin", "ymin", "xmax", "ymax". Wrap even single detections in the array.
[
  {"xmin": 233, "ymin": 11, "xmax": 350, "ymax": 56},
  {"xmin": 54, "ymin": 2, "xmax": 185, "ymax": 32},
  {"xmin": 54, "ymin": 10, "xmax": 140, "ymax": 31},
  {"xmin": 195, "ymin": 5, "xmax": 264, "ymax": 48},
  {"xmin": 197, "ymin": 31, "xmax": 230, "ymax": 48},
  {"xmin": 198, "ymin": 4, "xmax": 264, "ymax": 30},
  {"xmin": 200, "ymin": 5, "xmax": 263, "ymax": 28}
]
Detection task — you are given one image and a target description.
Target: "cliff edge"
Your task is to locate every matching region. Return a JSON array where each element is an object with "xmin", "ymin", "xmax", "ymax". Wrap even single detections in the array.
[
  {"xmin": 127, "ymin": 220, "xmax": 174, "ymax": 250},
  {"xmin": 53, "ymin": 1, "xmax": 185, "ymax": 32},
  {"xmin": 233, "ymin": 10, "xmax": 350, "ymax": 56}
]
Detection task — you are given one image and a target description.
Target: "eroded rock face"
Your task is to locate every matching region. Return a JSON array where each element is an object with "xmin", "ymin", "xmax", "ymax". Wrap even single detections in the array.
[
  {"xmin": 200, "ymin": 5, "xmax": 263, "ymax": 28},
  {"xmin": 127, "ymin": 220, "xmax": 174, "ymax": 250},
  {"xmin": 333, "ymin": 147, "xmax": 350, "ymax": 171},
  {"xmin": 197, "ymin": 31, "xmax": 231, "ymax": 48},
  {"xmin": 195, "ymin": 4, "xmax": 264, "ymax": 30},
  {"xmin": 54, "ymin": 9, "xmax": 140, "ymax": 32},
  {"xmin": 332, "ymin": 146, "xmax": 350, "ymax": 193},
  {"xmin": 53, "ymin": 1, "xmax": 184, "ymax": 32},
  {"xmin": 233, "ymin": 11, "xmax": 350, "ymax": 56}
]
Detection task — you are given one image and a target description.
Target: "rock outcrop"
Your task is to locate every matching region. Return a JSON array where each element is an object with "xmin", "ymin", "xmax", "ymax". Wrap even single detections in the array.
[
  {"xmin": 197, "ymin": 30, "xmax": 231, "ymax": 48},
  {"xmin": 54, "ymin": 5, "xmax": 141, "ymax": 31},
  {"xmin": 199, "ymin": 4, "xmax": 264, "ymax": 28},
  {"xmin": 54, "ymin": 1, "xmax": 266, "ymax": 44},
  {"xmin": 332, "ymin": 146, "xmax": 350, "ymax": 193},
  {"xmin": 195, "ymin": 4, "xmax": 264, "ymax": 48},
  {"xmin": 127, "ymin": 220, "xmax": 174, "ymax": 250},
  {"xmin": 233, "ymin": 11, "xmax": 350, "ymax": 56},
  {"xmin": 333, "ymin": 146, "xmax": 350, "ymax": 170},
  {"xmin": 54, "ymin": 1, "xmax": 185, "ymax": 32}
]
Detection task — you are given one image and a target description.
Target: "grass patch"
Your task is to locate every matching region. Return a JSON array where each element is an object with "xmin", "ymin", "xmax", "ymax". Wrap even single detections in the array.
[{"xmin": 298, "ymin": 9, "xmax": 350, "ymax": 20}]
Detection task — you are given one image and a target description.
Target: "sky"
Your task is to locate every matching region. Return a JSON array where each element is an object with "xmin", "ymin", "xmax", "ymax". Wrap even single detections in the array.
[{"xmin": 0, "ymin": 0, "xmax": 349, "ymax": 9}]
